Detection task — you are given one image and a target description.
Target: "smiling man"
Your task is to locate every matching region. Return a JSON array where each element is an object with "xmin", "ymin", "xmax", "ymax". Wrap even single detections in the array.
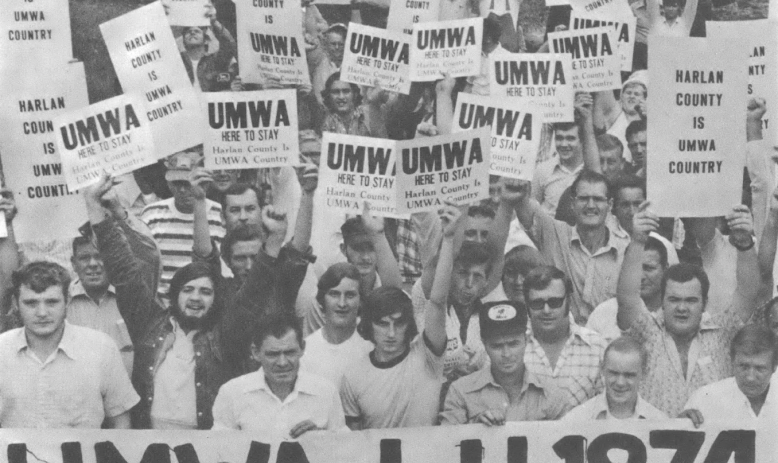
[{"xmin": 532, "ymin": 122, "xmax": 585, "ymax": 215}]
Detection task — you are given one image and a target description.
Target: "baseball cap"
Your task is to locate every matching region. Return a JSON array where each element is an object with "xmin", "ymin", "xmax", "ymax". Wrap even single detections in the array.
[
  {"xmin": 341, "ymin": 217, "xmax": 375, "ymax": 252},
  {"xmin": 479, "ymin": 301, "xmax": 527, "ymax": 340},
  {"xmin": 164, "ymin": 147, "xmax": 204, "ymax": 182}
]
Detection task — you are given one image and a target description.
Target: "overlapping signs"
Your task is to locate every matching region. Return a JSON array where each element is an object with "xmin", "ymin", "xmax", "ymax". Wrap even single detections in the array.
[{"xmin": 342, "ymin": 23, "xmax": 412, "ymax": 94}]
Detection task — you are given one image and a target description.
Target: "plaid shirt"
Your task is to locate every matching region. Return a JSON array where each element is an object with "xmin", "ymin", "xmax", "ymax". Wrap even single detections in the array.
[
  {"xmin": 524, "ymin": 323, "xmax": 606, "ymax": 407},
  {"xmin": 396, "ymin": 218, "xmax": 421, "ymax": 285}
]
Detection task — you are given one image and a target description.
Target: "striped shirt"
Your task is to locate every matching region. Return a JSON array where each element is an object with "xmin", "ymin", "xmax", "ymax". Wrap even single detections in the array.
[{"xmin": 140, "ymin": 198, "xmax": 225, "ymax": 305}]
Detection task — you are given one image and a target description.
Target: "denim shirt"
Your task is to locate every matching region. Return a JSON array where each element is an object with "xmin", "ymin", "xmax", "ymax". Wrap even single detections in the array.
[{"xmin": 93, "ymin": 219, "xmax": 311, "ymax": 429}]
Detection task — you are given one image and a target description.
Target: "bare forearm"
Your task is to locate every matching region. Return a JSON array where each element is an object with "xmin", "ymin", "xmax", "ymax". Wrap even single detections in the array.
[
  {"xmin": 291, "ymin": 191, "xmax": 314, "ymax": 252},
  {"xmin": 192, "ymin": 199, "xmax": 212, "ymax": 258},
  {"xmin": 617, "ymin": 241, "xmax": 646, "ymax": 330}
]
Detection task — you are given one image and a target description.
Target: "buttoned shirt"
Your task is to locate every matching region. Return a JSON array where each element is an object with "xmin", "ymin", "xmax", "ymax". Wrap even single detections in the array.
[
  {"xmin": 684, "ymin": 376, "xmax": 778, "ymax": 425},
  {"xmin": 530, "ymin": 212, "xmax": 630, "ymax": 323},
  {"xmin": 532, "ymin": 157, "xmax": 583, "ymax": 215},
  {"xmin": 67, "ymin": 280, "xmax": 134, "ymax": 376},
  {"xmin": 524, "ymin": 323, "xmax": 607, "ymax": 407},
  {"xmin": 440, "ymin": 367, "xmax": 570, "ymax": 425},
  {"xmin": 627, "ymin": 305, "xmax": 743, "ymax": 417},
  {"xmin": 151, "ymin": 318, "xmax": 198, "ymax": 430},
  {"xmin": 563, "ymin": 393, "xmax": 667, "ymax": 421},
  {"xmin": 212, "ymin": 369, "xmax": 346, "ymax": 437},
  {"xmin": 0, "ymin": 322, "xmax": 139, "ymax": 428}
]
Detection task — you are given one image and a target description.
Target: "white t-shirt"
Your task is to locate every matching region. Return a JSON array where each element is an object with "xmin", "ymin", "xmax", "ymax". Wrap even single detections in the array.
[
  {"xmin": 684, "ymin": 376, "xmax": 778, "ymax": 425},
  {"xmin": 300, "ymin": 329, "xmax": 374, "ymax": 389}
]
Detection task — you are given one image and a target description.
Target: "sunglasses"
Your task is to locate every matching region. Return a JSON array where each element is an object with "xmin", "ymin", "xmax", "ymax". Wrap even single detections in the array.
[{"xmin": 527, "ymin": 297, "xmax": 565, "ymax": 311}]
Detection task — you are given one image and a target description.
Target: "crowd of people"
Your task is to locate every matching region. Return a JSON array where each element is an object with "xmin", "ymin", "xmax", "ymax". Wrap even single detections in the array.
[{"xmin": 0, "ymin": 0, "xmax": 776, "ymax": 441}]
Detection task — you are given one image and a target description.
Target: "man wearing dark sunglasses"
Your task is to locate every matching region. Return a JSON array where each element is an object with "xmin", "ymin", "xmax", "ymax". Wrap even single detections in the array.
[{"xmin": 521, "ymin": 265, "xmax": 607, "ymax": 408}]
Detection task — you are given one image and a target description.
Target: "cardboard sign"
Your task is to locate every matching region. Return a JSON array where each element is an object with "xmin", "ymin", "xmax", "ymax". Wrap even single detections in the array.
[
  {"xmin": 0, "ymin": 62, "xmax": 89, "ymax": 243},
  {"xmin": 707, "ymin": 20, "xmax": 778, "ymax": 146},
  {"xmin": 647, "ymin": 36, "xmax": 747, "ymax": 217},
  {"xmin": 54, "ymin": 94, "xmax": 156, "ymax": 191},
  {"xmin": 319, "ymin": 133, "xmax": 404, "ymax": 218},
  {"xmin": 162, "ymin": 0, "xmax": 211, "ymax": 26},
  {"xmin": 0, "ymin": 420, "xmax": 764, "ymax": 463},
  {"xmin": 387, "ymin": 0, "xmax": 441, "ymax": 35},
  {"xmin": 204, "ymin": 90, "xmax": 299, "ymax": 170},
  {"xmin": 490, "ymin": 54, "xmax": 575, "ymax": 122},
  {"xmin": 569, "ymin": 0, "xmax": 633, "ymax": 16},
  {"xmin": 548, "ymin": 27, "xmax": 621, "ymax": 92},
  {"xmin": 396, "ymin": 128, "xmax": 490, "ymax": 213},
  {"xmin": 569, "ymin": 10, "xmax": 636, "ymax": 72},
  {"xmin": 452, "ymin": 93, "xmax": 542, "ymax": 180},
  {"xmin": 342, "ymin": 24, "xmax": 411, "ymax": 94},
  {"xmin": 409, "ymin": 18, "xmax": 482, "ymax": 81},
  {"xmin": 100, "ymin": 2, "xmax": 205, "ymax": 158},
  {"xmin": 0, "ymin": 0, "xmax": 73, "ymax": 66},
  {"xmin": 236, "ymin": 0, "xmax": 310, "ymax": 86}
]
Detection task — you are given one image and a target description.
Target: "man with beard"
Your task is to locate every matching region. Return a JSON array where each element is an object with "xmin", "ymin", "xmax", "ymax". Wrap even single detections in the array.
[{"xmin": 85, "ymin": 171, "xmax": 314, "ymax": 430}]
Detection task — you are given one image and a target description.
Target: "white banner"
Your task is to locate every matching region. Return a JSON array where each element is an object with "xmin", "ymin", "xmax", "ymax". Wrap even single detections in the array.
[
  {"xmin": 204, "ymin": 89, "xmax": 299, "ymax": 170},
  {"xmin": 548, "ymin": 26, "xmax": 621, "ymax": 92},
  {"xmin": 452, "ymin": 93, "xmax": 542, "ymax": 180},
  {"xmin": 490, "ymin": 54, "xmax": 574, "ymax": 122},
  {"xmin": 320, "ymin": 133, "xmax": 404, "ymax": 218},
  {"xmin": 162, "ymin": 0, "xmax": 212, "ymax": 27},
  {"xmin": 54, "ymin": 94, "xmax": 156, "ymax": 191},
  {"xmin": 236, "ymin": 0, "xmax": 310, "ymax": 86},
  {"xmin": 409, "ymin": 18, "xmax": 482, "ymax": 81},
  {"xmin": 0, "ymin": 62, "xmax": 89, "ymax": 243},
  {"xmin": 342, "ymin": 24, "xmax": 412, "ymax": 94},
  {"xmin": 0, "ymin": 0, "xmax": 73, "ymax": 67},
  {"xmin": 396, "ymin": 128, "xmax": 490, "ymax": 214},
  {"xmin": 647, "ymin": 36, "xmax": 747, "ymax": 217},
  {"xmin": 569, "ymin": 10, "xmax": 636, "ymax": 72},
  {"xmin": 100, "ymin": 2, "xmax": 205, "ymax": 159},
  {"xmin": 387, "ymin": 0, "xmax": 441, "ymax": 35}
]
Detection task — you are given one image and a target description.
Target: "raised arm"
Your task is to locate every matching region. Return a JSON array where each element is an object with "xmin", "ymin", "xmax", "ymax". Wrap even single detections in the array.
[
  {"xmin": 435, "ymin": 74, "xmax": 456, "ymax": 135},
  {"xmin": 425, "ymin": 204, "xmax": 464, "ymax": 355},
  {"xmin": 726, "ymin": 205, "xmax": 762, "ymax": 322},
  {"xmin": 680, "ymin": 0, "xmax": 699, "ymax": 34},
  {"xmin": 0, "ymin": 190, "xmax": 19, "ymax": 329},
  {"xmin": 291, "ymin": 164, "xmax": 317, "ymax": 253},
  {"xmin": 190, "ymin": 168, "xmax": 215, "ymax": 261},
  {"xmin": 592, "ymin": 90, "xmax": 621, "ymax": 132},
  {"xmin": 484, "ymin": 178, "xmax": 525, "ymax": 295},
  {"xmin": 575, "ymin": 92, "xmax": 601, "ymax": 173},
  {"xmin": 209, "ymin": 13, "xmax": 237, "ymax": 69},
  {"xmin": 361, "ymin": 202, "xmax": 403, "ymax": 289},
  {"xmin": 617, "ymin": 201, "xmax": 658, "ymax": 330},
  {"xmin": 758, "ymin": 186, "xmax": 778, "ymax": 287},
  {"xmin": 512, "ymin": 179, "xmax": 543, "ymax": 236}
]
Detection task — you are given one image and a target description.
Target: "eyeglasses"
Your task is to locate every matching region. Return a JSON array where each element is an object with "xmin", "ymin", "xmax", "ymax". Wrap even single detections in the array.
[
  {"xmin": 574, "ymin": 195, "xmax": 608, "ymax": 205},
  {"xmin": 527, "ymin": 297, "xmax": 566, "ymax": 311}
]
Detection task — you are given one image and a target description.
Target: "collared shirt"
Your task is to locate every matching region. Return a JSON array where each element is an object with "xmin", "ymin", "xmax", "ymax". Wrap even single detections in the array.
[
  {"xmin": 524, "ymin": 323, "xmax": 607, "ymax": 407},
  {"xmin": 563, "ymin": 393, "xmax": 668, "ymax": 421},
  {"xmin": 212, "ymin": 369, "xmax": 346, "ymax": 437},
  {"xmin": 532, "ymin": 157, "xmax": 583, "ymax": 215},
  {"xmin": 0, "ymin": 322, "xmax": 139, "ymax": 428},
  {"xmin": 150, "ymin": 318, "xmax": 198, "ymax": 430},
  {"xmin": 440, "ymin": 367, "xmax": 570, "ymax": 425},
  {"xmin": 530, "ymin": 212, "xmax": 630, "ymax": 323},
  {"xmin": 684, "ymin": 376, "xmax": 778, "ymax": 425},
  {"xmin": 67, "ymin": 280, "xmax": 134, "ymax": 376},
  {"xmin": 627, "ymin": 304, "xmax": 743, "ymax": 417}
]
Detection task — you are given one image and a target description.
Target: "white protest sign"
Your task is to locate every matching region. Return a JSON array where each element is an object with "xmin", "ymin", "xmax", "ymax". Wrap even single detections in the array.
[
  {"xmin": 342, "ymin": 24, "xmax": 411, "ymax": 94},
  {"xmin": 410, "ymin": 18, "xmax": 482, "ymax": 81},
  {"xmin": 549, "ymin": 26, "xmax": 621, "ymax": 92},
  {"xmin": 236, "ymin": 0, "xmax": 310, "ymax": 86},
  {"xmin": 569, "ymin": 0, "xmax": 633, "ymax": 16},
  {"xmin": 647, "ymin": 36, "xmax": 747, "ymax": 217},
  {"xmin": 54, "ymin": 94, "xmax": 156, "ymax": 191},
  {"xmin": 100, "ymin": 2, "xmax": 205, "ymax": 159},
  {"xmin": 204, "ymin": 89, "xmax": 299, "ymax": 170},
  {"xmin": 312, "ymin": 0, "xmax": 350, "ymax": 4},
  {"xmin": 387, "ymin": 0, "xmax": 441, "ymax": 35},
  {"xmin": 162, "ymin": 0, "xmax": 211, "ymax": 26},
  {"xmin": 0, "ymin": 420, "xmax": 763, "ymax": 463},
  {"xmin": 320, "ymin": 133, "xmax": 404, "ymax": 218},
  {"xmin": 490, "ymin": 53, "xmax": 574, "ymax": 122},
  {"xmin": 707, "ymin": 20, "xmax": 778, "ymax": 146},
  {"xmin": 569, "ymin": 10, "xmax": 636, "ymax": 72},
  {"xmin": 396, "ymin": 128, "xmax": 490, "ymax": 213},
  {"xmin": 0, "ymin": 0, "xmax": 73, "ymax": 67},
  {"xmin": 0, "ymin": 62, "xmax": 89, "ymax": 243},
  {"xmin": 452, "ymin": 93, "xmax": 542, "ymax": 180}
]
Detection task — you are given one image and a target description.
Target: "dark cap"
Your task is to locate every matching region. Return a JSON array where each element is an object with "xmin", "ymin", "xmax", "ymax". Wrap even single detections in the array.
[
  {"xmin": 341, "ymin": 217, "xmax": 375, "ymax": 252},
  {"xmin": 479, "ymin": 301, "xmax": 527, "ymax": 340}
]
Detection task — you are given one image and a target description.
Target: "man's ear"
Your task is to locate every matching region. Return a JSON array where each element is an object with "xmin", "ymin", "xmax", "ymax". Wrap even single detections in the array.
[
  {"xmin": 250, "ymin": 342, "xmax": 261, "ymax": 362},
  {"xmin": 340, "ymin": 242, "xmax": 347, "ymax": 257}
]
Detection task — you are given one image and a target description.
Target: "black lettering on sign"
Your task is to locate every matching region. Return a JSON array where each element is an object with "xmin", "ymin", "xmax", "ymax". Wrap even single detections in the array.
[
  {"xmin": 60, "ymin": 104, "xmax": 141, "ymax": 150},
  {"xmin": 552, "ymin": 435, "xmax": 586, "ymax": 463},
  {"xmin": 349, "ymin": 34, "xmax": 410, "ymax": 64},
  {"xmin": 703, "ymin": 430, "xmax": 755, "ymax": 463},
  {"xmin": 416, "ymin": 26, "xmax": 476, "ymax": 49},
  {"xmin": 208, "ymin": 101, "xmax": 290, "ymax": 129},
  {"xmin": 249, "ymin": 34, "xmax": 301, "ymax": 57},
  {"xmin": 551, "ymin": 32, "xmax": 612, "ymax": 59},
  {"xmin": 380, "ymin": 439, "xmax": 402, "ymax": 463},
  {"xmin": 326, "ymin": 143, "xmax": 395, "ymax": 175},
  {"xmin": 507, "ymin": 436, "xmax": 528, "ymax": 463},
  {"xmin": 650, "ymin": 430, "xmax": 705, "ymax": 463},
  {"xmin": 493, "ymin": 60, "xmax": 566, "ymax": 85},
  {"xmin": 402, "ymin": 139, "xmax": 483, "ymax": 174},
  {"xmin": 457, "ymin": 103, "xmax": 533, "ymax": 140},
  {"xmin": 459, "ymin": 439, "xmax": 483, "ymax": 463},
  {"xmin": 588, "ymin": 433, "xmax": 646, "ymax": 463}
]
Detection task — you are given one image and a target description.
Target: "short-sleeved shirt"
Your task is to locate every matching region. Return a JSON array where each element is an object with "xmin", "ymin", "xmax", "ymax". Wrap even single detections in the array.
[
  {"xmin": 531, "ymin": 157, "xmax": 583, "ymax": 215},
  {"xmin": 563, "ymin": 393, "xmax": 667, "ymax": 421},
  {"xmin": 340, "ymin": 334, "xmax": 444, "ymax": 429},
  {"xmin": 529, "ymin": 211, "xmax": 630, "ymax": 323},
  {"xmin": 683, "ymin": 376, "xmax": 778, "ymax": 425},
  {"xmin": 439, "ymin": 368, "xmax": 569, "ymax": 425},
  {"xmin": 524, "ymin": 323, "xmax": 607, "ymax": 407},
  {"xmin": 211, "ymin": 370, "xmax": 346, "ymax": 436},
  {"xmin": 627, "ymin": 305, "xmax": 744, "ymax": 417},
  {"xmin": 300, "ymin": 329, "xmax": 374, "ymax": 389},
  {"xmin": 0, "ymin": 322, "xmax": 139, "ymax": 428}
]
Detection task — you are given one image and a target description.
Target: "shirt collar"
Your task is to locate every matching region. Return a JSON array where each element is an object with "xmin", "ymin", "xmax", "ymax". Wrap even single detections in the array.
[
  {"xmin": 592, "ymin": 394, "xmax": 658, "ymax": 419},
  {"xmin": 14, "ymin": 321, "xmax": 78, "ymax": 360},
  {"xmin": 244, "ymin": 369, "xmax": 321, "ymax": 397},
  {"xmin": 570, "ymin": 225, "xmax": 620, "ymax": 255},
  {"xmin": 463, "ymin": 365, "xmax": 546, "ymax": 394},
  {"xmin": 551, "ymin": 159, "xmax": 584, "ymax": 175},
  {"xmin": 69, "ymin": 279, "xmax": 116, "ymax": 301}
]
